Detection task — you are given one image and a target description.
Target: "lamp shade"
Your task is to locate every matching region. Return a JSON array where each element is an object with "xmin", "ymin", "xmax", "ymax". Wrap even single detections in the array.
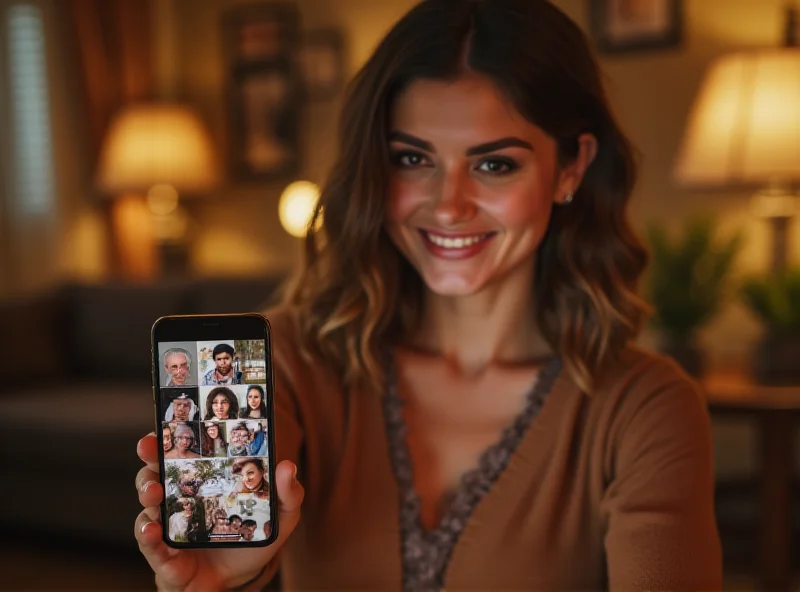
[
  {"xmin": 674, "ymin": 48, "xmax": 800, "ymax": 187},
  {"xmin": 96, "ymin": 102, "xmax": 220, "ymax": 195}
]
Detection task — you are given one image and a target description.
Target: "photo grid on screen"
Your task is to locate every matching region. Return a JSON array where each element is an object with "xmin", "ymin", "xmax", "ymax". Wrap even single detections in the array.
[{"xmin": 158, "ymin": 339, "xmax": 271, "ymax": 544}]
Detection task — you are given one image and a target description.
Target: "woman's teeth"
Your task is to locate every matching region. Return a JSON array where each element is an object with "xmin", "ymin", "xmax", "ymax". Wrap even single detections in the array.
[{"xmin": 425, "ymin": 232, "xmax": 489, "ymax": 249}]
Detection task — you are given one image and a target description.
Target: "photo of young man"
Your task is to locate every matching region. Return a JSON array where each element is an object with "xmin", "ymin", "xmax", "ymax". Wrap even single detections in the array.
[{"xmin": 200, "ymin": 343, "xmax": 240, "ymax": 386}]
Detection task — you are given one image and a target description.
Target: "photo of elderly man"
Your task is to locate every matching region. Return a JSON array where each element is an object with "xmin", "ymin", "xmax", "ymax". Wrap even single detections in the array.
[
  {"xmin": 159, "ymin": 343, "xmax": 198, "ymax": 387},
  {"xmin": 162, "ymin": 389, "xmax": 200, "ymax": 422}
]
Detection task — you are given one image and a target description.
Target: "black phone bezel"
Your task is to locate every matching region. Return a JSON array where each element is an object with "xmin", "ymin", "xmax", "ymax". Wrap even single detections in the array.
[{"xmin": 151, "ymin": 313, "xmax": 279, "ymax": 549}]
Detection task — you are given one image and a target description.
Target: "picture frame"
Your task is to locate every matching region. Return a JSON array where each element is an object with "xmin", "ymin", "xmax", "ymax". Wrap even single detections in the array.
[
  {"xmin": 297, "ymin": 29, "xmax": 347, "ymax": 100},
  {"xmin": 221, "ymin": 3, "xmax": 302, "ymax": 181},
  {"xmin": 589, "ymin": 0, "xmax": 682, "ymax": 54}
]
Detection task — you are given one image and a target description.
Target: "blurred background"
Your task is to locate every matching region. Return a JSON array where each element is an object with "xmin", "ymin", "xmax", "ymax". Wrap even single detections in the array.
[{"xmin": 0, "ymin": 0, "xmax": 798, "ymax": 589}]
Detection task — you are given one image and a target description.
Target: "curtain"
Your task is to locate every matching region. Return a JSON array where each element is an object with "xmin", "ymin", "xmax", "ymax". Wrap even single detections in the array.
[
  {"xmin": 64, "ymin": 0, "xmax": 154, "ymax": 166},
  {"xmin": 0, "ymin": 0, "xmax": 154, "ymax": 296}
]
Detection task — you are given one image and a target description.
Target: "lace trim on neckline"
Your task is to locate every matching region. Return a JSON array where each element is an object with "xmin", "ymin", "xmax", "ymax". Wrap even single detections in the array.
[{"xmin": 383, "ymin": 356, "xmax": 562, "ymax": 592}]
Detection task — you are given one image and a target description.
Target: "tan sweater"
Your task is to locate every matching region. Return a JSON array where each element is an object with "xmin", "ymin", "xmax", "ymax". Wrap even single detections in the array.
[{"xmin": 267, "ymin": 308, "xmax": 722, "ymax": 591}]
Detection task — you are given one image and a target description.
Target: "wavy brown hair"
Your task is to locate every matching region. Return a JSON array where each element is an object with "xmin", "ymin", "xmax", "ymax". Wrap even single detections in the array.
[{"xmin": 283, "ymin": 0, "xmax": 650, "ymax": 393}]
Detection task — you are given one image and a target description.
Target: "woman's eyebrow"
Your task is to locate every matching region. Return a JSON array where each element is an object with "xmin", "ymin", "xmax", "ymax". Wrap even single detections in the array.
[{"xmin": 389, "ymin": 131, "xmax": 533, "ymax": 155}]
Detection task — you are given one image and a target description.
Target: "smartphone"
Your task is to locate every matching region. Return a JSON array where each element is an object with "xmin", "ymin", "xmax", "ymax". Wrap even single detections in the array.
[{"xmin": 151, "ymin": 313, "xmax": 278, "ymax": 548}]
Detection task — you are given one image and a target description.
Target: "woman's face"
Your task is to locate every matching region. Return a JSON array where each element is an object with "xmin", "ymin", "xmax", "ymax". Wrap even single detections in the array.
[
  {"xmin": 163, "ymin": 430, "xmax": 172, "ymax": 451},
  {"xmin": 182, "ymin": 501, "xmax": 193, "ymax": 515},
  {"xmin": 247, "ymin": 389, "xmax": 261, "ymax": 410},
  {"xmin": 386, "ymin": 75, "xmax": 591, "ymax": 297},
  {"xmin": 241, "ymin": 462, "xmax": 265, "ymax": 490},
  {"xmin": 212, "ymin": 394, "xmax": 231, "ymax": 419},
  {"xmin": 206, "ymin": 424, "xmax": 219, "ymax": 439}
]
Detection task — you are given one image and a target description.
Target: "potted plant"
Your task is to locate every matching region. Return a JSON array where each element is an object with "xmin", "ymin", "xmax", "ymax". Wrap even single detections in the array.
[
  {"xmin": 740, "ymin": 269, "xmax": 800, "ymax": 385},
  {"xmin": 645, "ymin": 217, "xmax": 743, "ymax": 376}
]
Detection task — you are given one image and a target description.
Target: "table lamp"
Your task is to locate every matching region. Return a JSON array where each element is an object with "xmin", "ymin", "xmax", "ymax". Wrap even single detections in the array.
[
  {"xmin": 673, "ymin": 5, "xmax": 800, "ymax": 273},
  {"xmin": 96, "ymin": 101, "xmax": 220, "ymax": 280}
]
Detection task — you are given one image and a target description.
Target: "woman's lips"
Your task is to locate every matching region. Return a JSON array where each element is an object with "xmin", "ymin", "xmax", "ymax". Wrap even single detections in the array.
[{"xmin": 418, "ymin": 229, "xmax": 496, "ymax": 260}]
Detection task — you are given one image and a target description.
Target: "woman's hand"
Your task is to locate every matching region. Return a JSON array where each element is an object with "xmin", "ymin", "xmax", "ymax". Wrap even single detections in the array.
[{"xmin": 135, "ymin": 433, "xmax": 304, "ymax": 591}]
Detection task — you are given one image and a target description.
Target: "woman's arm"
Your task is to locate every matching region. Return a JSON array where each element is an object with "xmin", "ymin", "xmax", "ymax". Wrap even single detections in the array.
[{"xmin": 601, "ymin": 371, "xmax": 723, "ymax": 591}]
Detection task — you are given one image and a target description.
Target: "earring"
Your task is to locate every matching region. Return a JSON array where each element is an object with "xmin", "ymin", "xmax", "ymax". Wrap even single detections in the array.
[{"xmin": 562, "ymin": 192, "xmax": 574, "ymax": 204}]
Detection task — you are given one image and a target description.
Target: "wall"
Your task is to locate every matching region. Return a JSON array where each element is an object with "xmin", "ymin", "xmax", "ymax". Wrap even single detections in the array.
[{"xmin": 170, "ymin": 0, "xmax": 797, "ymax": 371}]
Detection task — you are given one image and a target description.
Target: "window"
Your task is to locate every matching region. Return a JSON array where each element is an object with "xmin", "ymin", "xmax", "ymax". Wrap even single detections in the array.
[{"xmin": 6, "ymin": 1, "xmax": 54, "ymax": 216}]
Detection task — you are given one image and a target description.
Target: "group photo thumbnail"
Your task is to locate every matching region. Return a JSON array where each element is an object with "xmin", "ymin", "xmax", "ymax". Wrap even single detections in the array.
[{"xmin": 165, "ymin": 457, "xmax": 271, "ymax": 544}]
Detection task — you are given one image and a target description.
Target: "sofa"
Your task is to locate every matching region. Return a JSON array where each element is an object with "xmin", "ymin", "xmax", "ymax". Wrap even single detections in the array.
[{"xmin": 1, "ymin": 275, "xmax": 286, "ymax": 552}]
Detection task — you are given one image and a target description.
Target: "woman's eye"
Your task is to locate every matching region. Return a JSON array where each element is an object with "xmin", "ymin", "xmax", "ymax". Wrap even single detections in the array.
[
  {"xmin": 391, "ymin": 151, "xmax": 429, "ymax": 168},
  {"xmin": 477, "ymin": 158, "xmax": 518, "ymax": 175}
]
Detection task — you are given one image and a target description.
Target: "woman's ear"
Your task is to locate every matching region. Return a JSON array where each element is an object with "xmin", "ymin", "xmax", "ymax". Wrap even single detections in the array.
[{"xmin": 555, "ymin": 133, "xmax": 598, "ymax": 204}]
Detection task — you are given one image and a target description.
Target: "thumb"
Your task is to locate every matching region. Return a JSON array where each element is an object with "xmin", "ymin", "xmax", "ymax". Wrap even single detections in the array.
[{"xmin": 273, "ymin": 460, "xmax": 304, "ymax": 541}]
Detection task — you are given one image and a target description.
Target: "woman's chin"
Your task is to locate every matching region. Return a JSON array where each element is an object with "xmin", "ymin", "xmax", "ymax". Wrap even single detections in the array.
[{"xmin": 421, "ymin": 272, "xmax": 487, "ymax": 297}]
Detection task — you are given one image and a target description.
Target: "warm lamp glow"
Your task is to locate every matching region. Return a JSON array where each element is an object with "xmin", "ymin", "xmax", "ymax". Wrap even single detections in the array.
[
  {"xmin": 279, "ymin": 181, "xmax": 320, "ymax": 238},
  {"xmin": 96, "ymin": 102, "xmax": 219, "ymax": 194},
  {"xmin": 674, "ymin": 48, "xmax": 800, "ymax": 186}
]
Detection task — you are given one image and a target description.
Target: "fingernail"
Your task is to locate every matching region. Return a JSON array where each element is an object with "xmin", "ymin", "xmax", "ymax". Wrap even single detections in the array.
[
  {"xmin": 291, "ymin": 464, "xmax": 298, "ymax": 484},
  {"xmin": 141, "ymin": 481, "xmax": 156, "ymax": 493},
  {"xmin": 141, "ymin": 522, "xmax": 151, "ymax": 535}
]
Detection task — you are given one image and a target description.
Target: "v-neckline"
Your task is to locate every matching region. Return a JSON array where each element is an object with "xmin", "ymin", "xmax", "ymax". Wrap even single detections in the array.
[{"xmin": 383, "ymin": 355, "xmax": 563, "ymax": 591}]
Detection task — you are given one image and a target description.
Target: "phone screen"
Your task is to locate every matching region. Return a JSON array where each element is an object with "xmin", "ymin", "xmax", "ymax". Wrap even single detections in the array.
[{"xmin": 153, "ymin": 317, "xmax": 276, "ymax": 547}]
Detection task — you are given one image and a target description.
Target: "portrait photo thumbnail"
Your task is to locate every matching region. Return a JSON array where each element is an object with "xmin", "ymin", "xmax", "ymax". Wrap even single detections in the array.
[
  {"xmin": 163, "ymin": 421, "xmax": 202, "ymax": 459},
  {"xmin": 199, "ymin": 385, "xmax": 247, "ymax": 421},
  {"xmin": 239, "ymin": 384, "xmax": 268, "ymax": 419},
  {"xmin": 161, "ymin": 387, "xmax": 200, "ymax": 422},
  {"xmin": 198, "ymin": 340, "xmax": 241, "ymax": 386},
  {"xmin": 159, "ymin": 342, "xmax": 198, "ymax": 388}
]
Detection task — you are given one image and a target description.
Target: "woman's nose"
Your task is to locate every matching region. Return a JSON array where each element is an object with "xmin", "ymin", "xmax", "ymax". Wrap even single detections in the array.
[{"xmin": 432, "ymin": 168, "xmax": 477, "ymax": 225}]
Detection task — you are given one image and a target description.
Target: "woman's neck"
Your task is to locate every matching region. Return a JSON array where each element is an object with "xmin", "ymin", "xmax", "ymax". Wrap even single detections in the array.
[{"xmin": 410, "ymin": 261, "xmax": 551, "ymax": 376}]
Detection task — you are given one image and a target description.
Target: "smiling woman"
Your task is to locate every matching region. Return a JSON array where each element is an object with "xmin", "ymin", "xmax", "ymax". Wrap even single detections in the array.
[{"xmin": 135, "ymin": 1, "xmax": 722, "ymax": 590}]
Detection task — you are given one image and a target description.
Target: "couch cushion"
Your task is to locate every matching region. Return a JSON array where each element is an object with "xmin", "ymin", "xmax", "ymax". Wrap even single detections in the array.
[
  {"xmin": 0, "ymin": 291, "xmax": 67, "ymax": 390},
  {"xmin": 64, "ymin": 282, "xmax": 191, "ymax": 381}
]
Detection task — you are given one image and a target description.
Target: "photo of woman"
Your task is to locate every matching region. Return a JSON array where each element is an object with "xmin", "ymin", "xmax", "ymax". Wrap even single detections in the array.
[
  {"xmin": 201, "ymin": 421, "xmax": 228, "ymax": 458},
  {"xmin": 239, "ymin": 385, "xmax": 267, "ymax": 418},
  {"xmin": 230, "ymin": 457, "xmax": 269, "ymax": 500},
  {"xmin": 203, "ymin": 387, "xmax": 240, "ymax": 420}
]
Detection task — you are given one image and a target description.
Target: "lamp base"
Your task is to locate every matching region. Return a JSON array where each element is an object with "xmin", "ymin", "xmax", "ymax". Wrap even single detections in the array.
[{"xmin": 110, "ymin": 193, "xmax": 158, "ymax": 282}]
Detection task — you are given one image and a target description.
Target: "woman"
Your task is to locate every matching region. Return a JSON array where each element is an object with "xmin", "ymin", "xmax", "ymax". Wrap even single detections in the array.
[
  {"xmin": 230, "ymin": 457, "xmax": 270, "ymax": 500},
  {"xmin": 225, "ymin": 458, "xmax": 272, "ymax": 542},
  {"xmin": 200, "ymin": 421, "xmax": 227, "ymax": 458},
  {"xmin": 135, "ymin": 1, "xmax": 722, "ymax": 590},
  {"xmin": 163, "ymin": 423, "xmax": 201, "ymax": 459},
  {"xmin": 239, "ymin": 385, "xmax": 267, "ymax": 418},
  {"xmin": 202, "ymin": 386, "xmax": 239, "ymax": 420}
]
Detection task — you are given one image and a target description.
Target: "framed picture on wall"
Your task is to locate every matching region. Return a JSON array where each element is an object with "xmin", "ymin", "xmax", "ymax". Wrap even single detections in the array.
[
  {"xmin": 589, "ymin": 0, "xmax": 682, "ymax": 53},
  {"xmin": 221, "ymin": 3, "xmax": 302, "ymax": 181},
  {"xmin": 298, "ymin": 29, "xmax": 347, "ymax": 100}
]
